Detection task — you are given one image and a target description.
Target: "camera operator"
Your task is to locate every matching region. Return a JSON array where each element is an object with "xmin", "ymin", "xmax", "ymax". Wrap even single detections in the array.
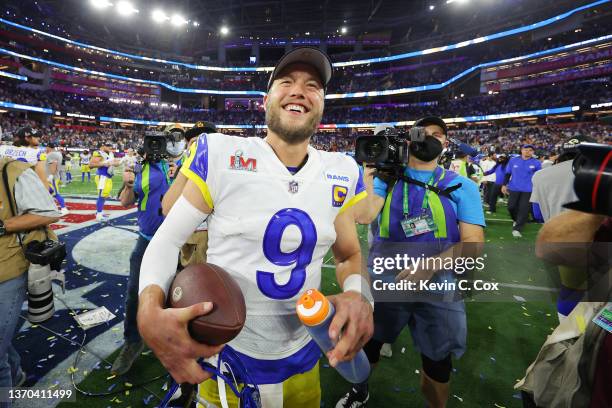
[
  {"xmin": 111, "ymin": 125, "xmax": 185, "ymax": 376},
  {"xmin": 341, "ymin": 117, "xmax": 485, "ymax": 408},
  {"xmin": 0, "ymin": 157, "xmax": 60, "ymax": 406}
]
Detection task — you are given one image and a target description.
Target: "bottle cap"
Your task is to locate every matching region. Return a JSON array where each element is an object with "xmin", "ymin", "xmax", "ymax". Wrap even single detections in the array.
[{"xmin": 296, "ymin": 289, "xmax": 330, "ymax": 326}]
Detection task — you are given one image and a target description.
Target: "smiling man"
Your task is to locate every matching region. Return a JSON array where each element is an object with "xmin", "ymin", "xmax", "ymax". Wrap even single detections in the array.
[{"xmin": 137, "ymin": 48, "xmax": 374, "ymax": 408}]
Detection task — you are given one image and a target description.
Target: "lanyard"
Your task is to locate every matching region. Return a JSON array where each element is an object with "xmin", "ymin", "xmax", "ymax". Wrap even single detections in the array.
[{"xmin": 402, "ymin": 169, "xmax": 441, "ymax": 217}]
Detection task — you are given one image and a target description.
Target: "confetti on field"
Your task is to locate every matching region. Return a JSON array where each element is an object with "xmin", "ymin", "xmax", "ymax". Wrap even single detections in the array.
[
  {"xmin": 523, "ymin": 313, "xmax": 531, "ymax": 317},
  {"xmin": 67, "ymin": 366, "xmax": 78, "ymax": 374},
  {"xmin": 141, "ymin": 350, "xmax": 152, "ymax": 356},
  {"xmin": 143, "ymin": 395, "xmax": 154, "ymax": 405},
  {"xmin": 401, "ymin": 347, "xmax": 406, "ymax": 354},
  {"xmin": 46, "ymin": 336, "xmax": 56, "ymax": 341},
  {"xmin": 106, "ymin": 374, "xmax": 116, "ymax": 380},
  {"xmin": 488, "ymin": 326, "xmax": 493, "ymax": 330},
  {"xmin": 512, "ymin": 393, "xmax": 522, "ymax": 399},
  {"xmin": 490, "ymin": 356, "xmax": 496, "ymax": 363},
  {"xmin": 108, "ymin": 384, "xmax": 116, "ymax": 392},
  {"xmin": 494, "ymin": 403, "xmax": 506, "ymax": 408},
  {"xmin": 125, "ymin": 382, "xmax": 133, "ymax": 387},
  {"xmin": 546, "ymin": 313, "xmax": 551, "ymax": 317},
  {"xmin": 452, "ymin": 394, "xmax": 463, "ymax": 402},
  {"xmin": 414, "ymin": 369, "xmax": 420, "ymax": 374},
  {"xmin": 521, "ymin": 306, "xmax": 528, "ymax": 311}
]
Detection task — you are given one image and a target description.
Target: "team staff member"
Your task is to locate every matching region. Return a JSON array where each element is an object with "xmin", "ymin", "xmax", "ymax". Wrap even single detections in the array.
[
  {"xmin": 112, "ymin": 127, "xmax": 183, "ymax": 375},
  {"xmin": 502, "ymin": 144, "xmax": 541, "ymax": 238},
  {"xmin": 483, "ymin": 154, "xmax": 508, "ymax": 213},
  {"xmin": 0, "ymin": 157, "xmax": 60, "ymax": 408},
  {"xmin": 343, "ymin": 116, "xmax": 485, "ymax": 408},
  {"xmin": 90, "ymin": 142, "xmax": 120, "ymax": 222},
  {"xmin": 138, "ymin": 48, "xmax": 373, "ymax": 408},
  {"xmin": 45, "ymin": 143, "xmax": 69, "ymax": 216}
]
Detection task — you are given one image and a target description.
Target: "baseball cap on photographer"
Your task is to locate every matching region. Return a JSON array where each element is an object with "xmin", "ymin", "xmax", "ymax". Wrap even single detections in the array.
[
  {"xmin": 267, "ymin": 47, "xmax": 333, "ymax": 92},
  {"xmin": 413, "ymin": 116, "xmax": 448, "ymax": 135}
]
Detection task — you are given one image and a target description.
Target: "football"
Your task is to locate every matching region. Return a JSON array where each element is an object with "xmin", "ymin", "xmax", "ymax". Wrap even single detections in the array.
[{"xmin": 168, "ymin": 263, "xmax": 246, "ymax": 346}]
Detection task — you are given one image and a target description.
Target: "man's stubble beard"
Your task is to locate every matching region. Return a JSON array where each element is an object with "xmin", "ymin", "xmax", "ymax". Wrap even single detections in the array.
[{"xmin": 265, "ymin": 99, "xmax": 323, "ymax": 145}]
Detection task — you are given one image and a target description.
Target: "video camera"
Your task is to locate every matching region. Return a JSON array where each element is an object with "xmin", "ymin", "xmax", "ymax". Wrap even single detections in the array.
[
  {"xmin": 355, "ymin": 126, "xmax": 427, "ymax": 170},
  {"xmin": 142, "ymin": 131, "xmax": 169, "ymax": 162},
  {"xmin": 565, "ymin": 143, "xmax": 611, "ymax": 216}
]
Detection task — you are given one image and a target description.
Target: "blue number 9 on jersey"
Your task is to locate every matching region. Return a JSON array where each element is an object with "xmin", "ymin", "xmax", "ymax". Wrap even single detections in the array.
[{"xmin": 256, "ymin": 208, "xmax": 317, "ymax": 300}]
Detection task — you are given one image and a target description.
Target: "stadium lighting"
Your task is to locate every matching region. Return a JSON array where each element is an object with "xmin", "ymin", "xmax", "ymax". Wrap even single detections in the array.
[
  {"xmin": 429, "ymin": 5, "xmax": 435, "ymax": 10},
  {"xmin": 340, "ymin": 26, "xmax": 348, "ymax": 34},
  {"xmin": 170, "ymin": 14, "xmax": 187, "ymax": 27},
  {"xmin": 116, "ymin": 1, "xmax": 138, "ymax": 17},
  {"xmin": 151, "ymin": 9, "xmax": 168, "ymax": 23},
  {"xmin": 193, "ymin": 21, "xmax": 200, "ymax": 27},
  {"xmin": 220, "ymin": 26, "xmax": 229, "ymax": 35},
  {"xmin": 90, "ymin": 0, "xmax": 113, "ymax": 9}
]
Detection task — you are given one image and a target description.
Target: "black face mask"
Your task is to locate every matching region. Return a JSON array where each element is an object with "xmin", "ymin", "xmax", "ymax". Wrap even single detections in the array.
[{"xmin": 409, "ymin": 136, "xmax": 443, "ymax": 162}]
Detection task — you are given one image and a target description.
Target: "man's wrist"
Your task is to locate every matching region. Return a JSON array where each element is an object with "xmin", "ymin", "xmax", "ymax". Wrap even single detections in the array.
[{"xmin": 342, "ymin": 274, "xmax": 374, "ymax": 310}]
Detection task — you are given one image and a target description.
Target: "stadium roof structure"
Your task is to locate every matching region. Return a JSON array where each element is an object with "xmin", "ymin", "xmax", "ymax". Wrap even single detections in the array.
[{"xmin": 4, "ymin": 0, "xmax": 602, "ymax": 60}]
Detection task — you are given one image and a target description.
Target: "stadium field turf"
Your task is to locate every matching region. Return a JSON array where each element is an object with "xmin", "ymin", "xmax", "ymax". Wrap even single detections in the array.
[{"xmin": 56, "ymin": 170, "xmax": 557, "ymax": 408}]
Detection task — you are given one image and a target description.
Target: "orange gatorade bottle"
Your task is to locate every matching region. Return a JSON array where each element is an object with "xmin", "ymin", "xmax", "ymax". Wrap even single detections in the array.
[{"xmin": 296, "ymin": 289, "xmax": 370, "ymax": 383}]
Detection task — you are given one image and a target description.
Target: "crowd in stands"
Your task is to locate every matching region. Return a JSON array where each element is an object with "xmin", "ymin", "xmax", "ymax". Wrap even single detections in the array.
[{"xmin": 1, "ymin": 77, "xmax": 610, "ymax": 126}]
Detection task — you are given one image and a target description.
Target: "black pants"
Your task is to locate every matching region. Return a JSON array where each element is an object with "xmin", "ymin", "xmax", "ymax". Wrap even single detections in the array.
[
  {"xmin": 507, "ymin": 190, "xmax": 531, "ymax": 232},
  {"xmin": 487, "ymin": 183, "xmax": 503, "ymax": 212}
]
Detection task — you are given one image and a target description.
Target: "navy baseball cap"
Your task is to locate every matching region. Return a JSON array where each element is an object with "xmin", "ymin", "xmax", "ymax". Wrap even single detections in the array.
[
  {"xmin": 522, "ymin": 144, "xmax": 535, "ymax": 149},
  {"xmin": 267, "ymin": 47, "xmax": 333, "ymax": 92}
]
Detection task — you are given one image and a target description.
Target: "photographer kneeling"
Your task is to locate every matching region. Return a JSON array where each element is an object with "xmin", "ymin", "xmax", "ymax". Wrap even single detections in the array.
[
  {"xmin": 111, "ymin": 125, "xmax": 185, "ymax": 375},
  {"xmin": 337, "ymin": 117, "xmax": 485, "ymax": 408},
  {"xmin": 1, "ymin": 157, "xmax": 60, "ymax": 405}
]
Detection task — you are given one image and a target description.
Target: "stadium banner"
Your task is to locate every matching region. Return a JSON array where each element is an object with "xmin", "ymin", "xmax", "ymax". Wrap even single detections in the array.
[
  {"xmin": 481, "ymin": 44, "xmax": 612, "ymax": 81},
  {"xmin": 50, "ymin": 83, "xmax": 160, "ymax": 103},
  {"xmin": 481, "ymin": 63, "xmax": 612, "ymax": 92},
  {"xmin": 51, "ymin": 72, "xmax": 160, "ymax": 95}
]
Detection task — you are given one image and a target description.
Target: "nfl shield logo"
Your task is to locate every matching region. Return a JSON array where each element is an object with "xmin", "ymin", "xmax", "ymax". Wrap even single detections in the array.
[{"xmin": 288, "ymin": 181, "xmax": 299, "ymax": 194}]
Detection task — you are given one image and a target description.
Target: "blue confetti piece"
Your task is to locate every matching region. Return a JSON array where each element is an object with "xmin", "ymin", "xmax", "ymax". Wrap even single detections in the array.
[
  {"xmin": 143, "ymin": 394, "xmax": 154, "ymax": 405},
  {"xmin": 513, "ymin": 393, "xmax": 522, "ymax": 399},
  {"xmin": 323, "ymin": 364, "xmax": 330, "ymax": 368},
  {"xmin": 108, "ymin": 383, "xmax": 116, "ymax": 391}
]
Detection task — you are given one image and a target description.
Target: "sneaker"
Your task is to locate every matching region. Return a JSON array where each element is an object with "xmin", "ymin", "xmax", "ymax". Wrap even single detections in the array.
[
  {"xmin": 60, "ymin": 207, "xmax": 70, "ymax": 216},
  {"xmin": 111, "ymin": 341, "xmax": 144, "ymax": 376},
  {"xmin": 512, "ymin": 230, "xmax": 522, "ymax": 238},
  {"xmin": 96, "ymin": 213, "xmax": 110, "ymax": 222},
  {"xmin": 485, "ymin": 211, "xmax": 492, "ymax": 215},
  {"xmin": 380, "ymin": 343, "xmax": 393, "ymax": 358},
  {"xmin": 336, "ymin": 386, "xmax": 369, "ymax": 408},
  {"xmin": 14, "ymin": 368, "xmax": 26, "ymax": 387}
]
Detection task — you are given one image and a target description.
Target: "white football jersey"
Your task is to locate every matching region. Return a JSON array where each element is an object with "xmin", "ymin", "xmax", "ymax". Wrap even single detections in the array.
[
  {"xmin": 181, "ymin": 133, "xmax": 366, "ymax": 360},
  {"xmin": 0, "ymin": 145, "xmax": 45, "ymax": 164},
  {"xmin": 80, "ymin": 153, "xmax": 91, "ymax": 165}
]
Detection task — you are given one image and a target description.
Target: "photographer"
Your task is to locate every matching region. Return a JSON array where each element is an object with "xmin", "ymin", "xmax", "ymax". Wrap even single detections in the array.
[
  {"xmin": 0, "ymin": 157, "xmax": 60, "ymax": 406},
  {"xmin": 111, "ymin": 125, "xmax": 184, "ymax": 375},
  {"xmin": 341, "ymin": 117, "xmax": 485, "ymax": 408}
]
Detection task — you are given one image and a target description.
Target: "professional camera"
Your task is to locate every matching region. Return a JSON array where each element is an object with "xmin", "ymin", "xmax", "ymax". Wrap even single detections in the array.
[
  {"xmin": 24, "ymin": 238, "xmax": 66, "ymax": 270},
  {"xmin": 355, "ymin": 126, "xmax": 426, "ymax": 170},
  {"xmin": 142, "ymin": 131, "xmax": 168, "ymax": 162},
  {"xmin": 565, "ymin": 143, "xmax": 611, "ymax": 216},
  {"xmin": 24, "ymin": 239, "xmax": 66, "ymax": 323}
]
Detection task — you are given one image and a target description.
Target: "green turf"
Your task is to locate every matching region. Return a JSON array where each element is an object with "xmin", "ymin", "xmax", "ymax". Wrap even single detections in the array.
[
  {"xmin": 61, "ymin": 168, "xmax": 123, "ymax": 197},
  {"xmin": 57, "ymin": 185, "xmax": 558, "ymax": 408}
]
